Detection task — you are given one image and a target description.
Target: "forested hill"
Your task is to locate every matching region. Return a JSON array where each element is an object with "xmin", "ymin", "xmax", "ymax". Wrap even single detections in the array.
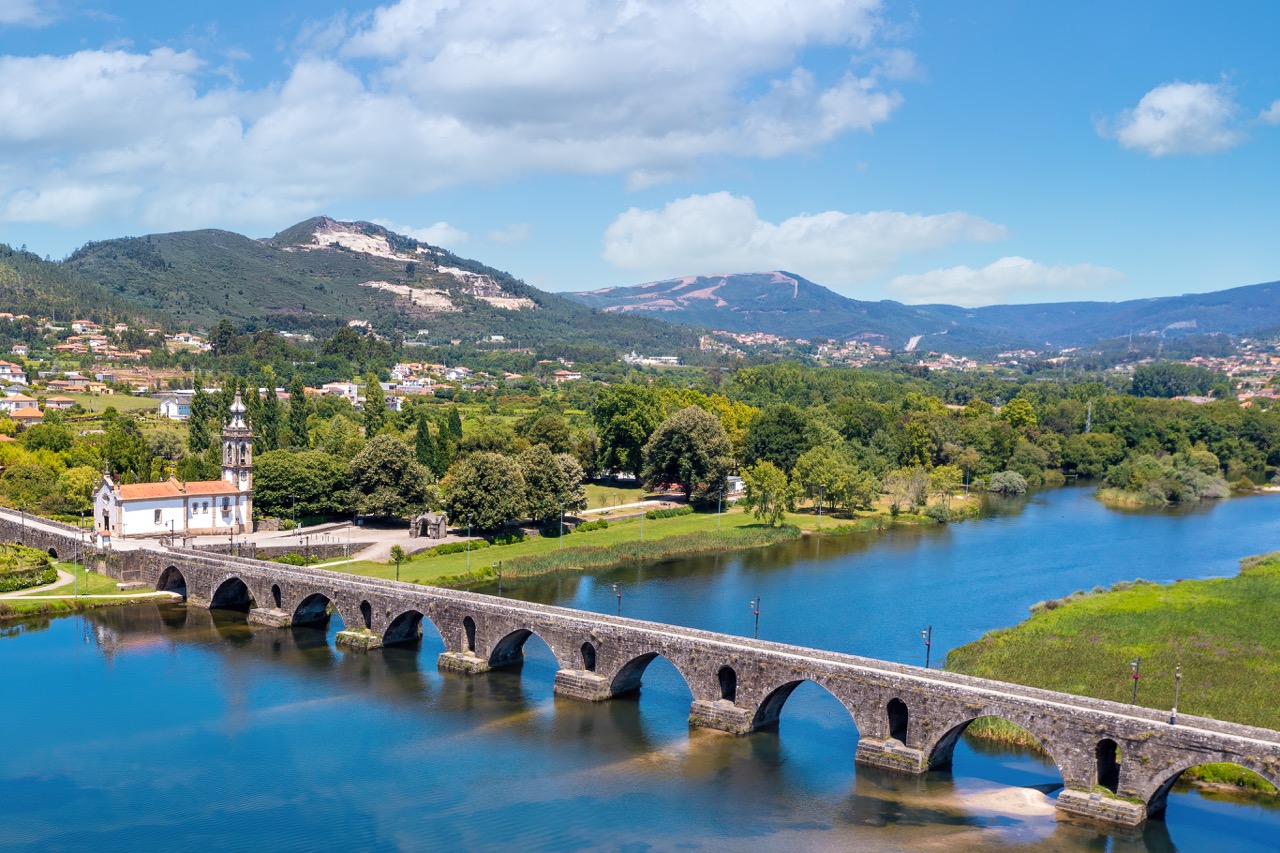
[
  {"xmin": 61, "ymin": 217, "xmax": 698, "ymax": 353},
  {"xmin": 0, "ymin": 244, "xmax": 155, "ymax": 326},
  {"xmin": 569, "ymin": 271, "xmax": 1280, "ymax": 350}
]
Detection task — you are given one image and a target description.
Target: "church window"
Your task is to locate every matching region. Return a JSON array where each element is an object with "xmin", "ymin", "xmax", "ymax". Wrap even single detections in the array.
[
  {"xmin": 202, "ymin": 501, "xmax": 209, "ymax": 513},
  {"xmin": 154, "ymin": 509, "xmax": 162, "ymax": 524}
]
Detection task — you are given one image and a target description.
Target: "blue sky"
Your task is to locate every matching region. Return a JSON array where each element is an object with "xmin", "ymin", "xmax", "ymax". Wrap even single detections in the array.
[{"xmin": 1, "ymin": 0, "xmax": 1277, "ymax": 306}]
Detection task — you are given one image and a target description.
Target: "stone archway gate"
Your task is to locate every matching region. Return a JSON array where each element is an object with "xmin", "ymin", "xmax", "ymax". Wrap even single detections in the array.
[{"xmin": 5, "ymin": 512, "xmax": 1279, "ymax": 828}]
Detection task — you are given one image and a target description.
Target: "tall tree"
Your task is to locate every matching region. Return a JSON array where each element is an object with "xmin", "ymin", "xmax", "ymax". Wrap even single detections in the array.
[
  {"xmin": 447, "ymin": 405, "xmax": 463, "ymax": 439},
  {"xmin": 641, "ymin": 406, "xmax": 732, "ymax": 500},
  {"xmin": 348, "ymin": 435, "xmax": 432, "ymax": 518},
  {"xmin": 363, "ymin": 373, "xmax": 386, "ymax": 436},
  {"xmin": 741, "ymin": 461, "xmax": 793, "ymax": 526},
  {"xmin": 188, "ymin": 374, "xmax": 213, "ymax": 453},
  {"xmin": 742, "ymin": 404, "xmax": 812, "ymax": 473},
  {"xmin": 414, "ymin": 408, "xmax": 434, "ymax": 469},
  {"xmin": 287, "ymin": 375, "xmax": 309, "ymax": 450},
  {"xmin": 519, "ymin": 444, "xmax": 573, "ymax": 524},
  {"xmin": 257, "ymin": 368, "xmax": 281, "ymax": 452},
  {"xmin": 593, "ymin": 383, "xmax": 664, "ymax": 478},
  {"xmin": 442, "ymin": 451, "xmax": 527, "ymax": 531}
]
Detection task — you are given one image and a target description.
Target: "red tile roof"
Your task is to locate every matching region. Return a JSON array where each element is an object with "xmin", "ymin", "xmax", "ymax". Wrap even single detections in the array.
[{"xmin": 115, "ymin": 477, "xmax": 242, "ymax": 501}]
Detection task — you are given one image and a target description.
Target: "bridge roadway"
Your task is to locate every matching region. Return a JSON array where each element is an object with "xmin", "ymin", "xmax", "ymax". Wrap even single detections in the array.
[{"xmin": 7, "ymin": 510, "xmax": 1280, "ymax": 828}]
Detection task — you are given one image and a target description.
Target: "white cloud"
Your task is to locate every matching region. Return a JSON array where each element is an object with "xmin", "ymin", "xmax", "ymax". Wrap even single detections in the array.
[
  {"xmin": 0, "ymin": 0, "xmax": 914, "ymax": 230},
  {"xmin": 0, "ymin": 0, "xmax": 52, "ymax": 27},
  {"xmin": 602, "ymin": 192, "xmax": 1007, "ymax": 287},
  {"xmin": 374, "ymin": 219, "xmax": 469, "ymax": 249},
  {"xmin": 1260, "ymin": 100, "xmax": 1280, "ymax": 126},
  {"xmin": 889, "ymin": 257, "xmax": 1126, "ymax": 307},
  {"xmin": 487, "ymin": 223, "xmax": 531, "ymax": 244},
  {"xmin": 1100, "ymin": 81, "xmax": 1245, "ymax": 156}
]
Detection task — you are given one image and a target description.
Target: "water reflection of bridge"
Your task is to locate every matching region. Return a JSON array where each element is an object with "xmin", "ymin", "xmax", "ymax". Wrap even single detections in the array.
[{"xmin": 9, "ymin": 513, "xmax": 1280, "ymax": 828}]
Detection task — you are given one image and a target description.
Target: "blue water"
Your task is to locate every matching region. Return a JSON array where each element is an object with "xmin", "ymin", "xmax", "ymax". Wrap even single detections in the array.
[{"xmin": 3, "ymin": 486, "xmax": 1279, "ymax": 851}]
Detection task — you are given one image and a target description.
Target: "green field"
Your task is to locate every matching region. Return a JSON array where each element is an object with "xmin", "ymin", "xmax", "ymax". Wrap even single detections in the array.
[
  {"xmin": 64, "ymin": 392, "xmax": 158, "ymax": 413},
  {"xmin": 582, "ymin": 483, "xmax": 650, "ymax": 509},
  {"xmin": 948, "ymin": 551, "xmax": 1280, "ymax": 794}
]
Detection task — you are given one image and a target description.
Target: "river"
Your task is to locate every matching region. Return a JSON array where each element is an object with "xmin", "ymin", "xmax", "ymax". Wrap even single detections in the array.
[{"xmin": 4, "ymin": 485, "xmax": 1279, "ymax": 851}]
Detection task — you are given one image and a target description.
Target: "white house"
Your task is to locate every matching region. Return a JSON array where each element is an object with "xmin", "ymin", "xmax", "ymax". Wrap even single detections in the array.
[
  {"xmin": 95, "ymin": 394, "xmax": 255, "ymax": 538},
  {"xmin": 158, "ymin": 390, "xmax": 194, "ymax": 420}
]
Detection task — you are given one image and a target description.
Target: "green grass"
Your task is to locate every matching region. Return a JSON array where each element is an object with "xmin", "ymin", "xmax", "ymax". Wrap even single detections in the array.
[
  {"xmin": 948, "ymin": 551, "xmax": 1280, "ymax": 795},
  {"xmin": 346, "ymin": 505, "xmax": 873, "ymax": 585},
  {"xmin": 18, "ymin": 568, "xmax": 122, "ymax": 597},
  {"xmin": 582, "ymin": 483, "xmax": 649, "ymax": 509},
  {"xmin": 63, "ymin": 392, "xmax": 158, "ymax": 413}
]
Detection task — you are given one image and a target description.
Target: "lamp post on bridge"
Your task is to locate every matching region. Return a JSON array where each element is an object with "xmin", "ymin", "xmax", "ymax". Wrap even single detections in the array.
[
  {"xmin": 1170, "ymin": 663, "xmax": 1182, "ymax": 725},
  {"xmin": 922, "ymin": 625, "xmax": 933, "ymax": 669},
  {"xmin": 749, "ymin": 596, "xmax": 761, "ymax": 639},
  {"xmin": 612, "ymin": 583, "xmax": 622, "ymax": 616},
  {"xmin": 1130, "ymin": 657, "xmax": 1142, "ymax": 705},
  {"xmin": 495, "ymin": 561, "xmax": 503, "ymax": 597}
]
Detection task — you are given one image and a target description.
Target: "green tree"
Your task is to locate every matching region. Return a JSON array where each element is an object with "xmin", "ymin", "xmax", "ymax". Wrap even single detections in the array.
[
  {"xmin": 1000, "ymin": 397, "xmax": 1038, "ymax": 430},
  {"xmin": 253, "ymin": 450, "xmax": 354, "ymax": 518},
  {"xmin": 929, "ymin": 464, "xmax": 963, "ymax": 512},
  {"xmin": 348, "ymin": 435, "xmax": 432, "ymax": 518},
  {"xmin": 287, "ymin": 375, "xmax": 309, "ymax": 449},
  {"xmin": 570, "ymin": 428, "xmax": 600, "ymax": 480},
  {"xmin": 414, "ymin": 408, "xmax": 435, "ymax": 470},
  {"xmin": 21, "ymin": 421, "xmax": 72, "ymax": 453},
  {"xmin": 519, "ymin": 444, "xmax": 579, "ymax": 524},
  {"xmin": 594, "ymin": 384, "xmax": 664, "ymax": 478},
  {"xmin": 258, "ymin": 368, "xmax": 282, "ymax": 451},
  {"xmin": 447, "ymin": 405, "xmax": 463, "ymax": 439},
  {"xmin": 640, "ymin": 406, "xmax": 732, "ymax": 500},
  {"xmin": 741, "ymin": 460, "xmax": 793, "ymax": 526},
  {"xmin": 57, "ymin": 465, "xmax": 100, "ymax": 514},
  {"xmin": 742, "ymin": 404, "xmax": 812, "ymax": 473},
  {"xmin": 188, "ymin": 375, "xmax": 213, "ymax": 453},
  {"xmin": 522, "ymin": 412, "xmax": 572, "ymax": 453},
  {"xmin": 442, "ymin": 451, "xmax": 527, "ymax": 531},
  {"xmin": 102, "ymin": 412, "xmax": 151, "ymax": 482},
  {"xmin": 363, "ymin": 374, "xmax": 386, "ymax": 436}
]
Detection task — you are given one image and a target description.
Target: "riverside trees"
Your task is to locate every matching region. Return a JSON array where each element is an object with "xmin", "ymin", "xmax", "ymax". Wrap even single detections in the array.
[{"xmin": 641, "ymin": 406, "xmax": 732, "ymax": 500}]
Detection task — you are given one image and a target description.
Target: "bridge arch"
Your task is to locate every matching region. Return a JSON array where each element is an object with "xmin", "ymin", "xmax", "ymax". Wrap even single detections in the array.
[
  {"xmin": 1139, "ymin": 757, "xmax": 1280, "ymax": 819},
  {"xmin": 383, "ymin": 609, "xmax": 445, "ymax": 648},
  {"xmin": 580, "ymin": 642, "xmax": 597, "ymax": 672},
  {"xmin": 751, "ymin": 678, "xmax": 859, "ymax": 732},
  {"xmin": 924, "ymin": 708, "xmax": 1066, "ymax": 775},
  {"xmin": 293, "ymin": 592, "xmax": 336, "ymax": 626},
  {"xmin": 887, "ymin": 698, "xmax": 909, "ymax": 743},
  {"xmin": 157, "ymin": 565, "xmax": 188, "ymax": 598},
  {"xmin": 718, "ymin": 665, "xmax": 737, "ymax": 702},
  {"xmin": 489, "ymin": 627, "xmax": 565, "ymax": 669},
  {"xmin": 271, "ymin": 584, "xmax": 282, "ymax": 608},
  {"xmin": 359, "ymin": 600, "xmax": 373, "ymax": 630},
  {"xmin": 210, "ymin": 576, "xmax": 256, "ymax": 612},
  {"xmin": 608, "ymin": 651, "xmax": 696, "ymax": 698},
  {"xmin": 47, "ymin": 547, "xmax": 58, "ymax": 560}
]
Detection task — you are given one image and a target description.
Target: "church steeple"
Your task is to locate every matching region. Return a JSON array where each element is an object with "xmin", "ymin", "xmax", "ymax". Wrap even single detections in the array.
[{"xmin": 222, "ymin": 393, "xmax": 253, "ymax": 491}]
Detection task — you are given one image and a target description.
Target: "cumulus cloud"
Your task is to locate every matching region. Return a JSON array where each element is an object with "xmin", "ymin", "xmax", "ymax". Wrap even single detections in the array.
[
  {"xmin": 0, "ymin": 0, "xmax": 912, "ymax": 229},
  {"xmin": 0, "ymin": 0, "xmax": 52, "ymax": 27},
  {"xmin": 1261, "ymin": 100, "xmax": 1280, "ymax": 126},
  {"xmin": 1099, "ymin": 81, "xmax": 1245, "ymax": 156},
  {"xmin": 602, "ymin": 192, "xmax": 1007, "ymax": 287},
  {"xmin": 373, "ymin": 219, "xmax": 469, "ymax": 248},
  {"xmin": 889, "ymin": 256, "xmax": 1126, "ymax": 307}
]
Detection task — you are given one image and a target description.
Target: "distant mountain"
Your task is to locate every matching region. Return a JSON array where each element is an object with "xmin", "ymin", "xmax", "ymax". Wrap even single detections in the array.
[
  {"xmin": 63, "ymin": 217, "xmax": 697, "ymax": 352},
  {"xmin": 0, "ymin": 244, "xmax": 155, "ymax": 326},
  {"xmin": 567, "ymin": 271, "xmax": 1280, "ymax": 351}
]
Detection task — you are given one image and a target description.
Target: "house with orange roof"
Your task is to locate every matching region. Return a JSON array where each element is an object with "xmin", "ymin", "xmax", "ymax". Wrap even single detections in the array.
[
  {"xmin": 44, "ymin": 396, "xmax": 76, "ymax": 410},
  {"xmin": 94, "ymin": 394, "xmax": 255, "ymax": 538},
  {"xmin": 11, "ymin": 406, "xmax": 43, "ymax": 425}
]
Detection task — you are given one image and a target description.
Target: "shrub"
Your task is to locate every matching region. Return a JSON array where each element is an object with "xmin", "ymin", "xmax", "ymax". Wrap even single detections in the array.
[
  {"xmin": 0, "ymin": 566, "xmax": 57, "ymax": 593},
  {"xmin": 574, "ymin": 519, "xmax": 609, "ymax": 532},
  {"xmin": 426, "ymin": 539, "xmax": 491, "ymax": 557},
  {"xmin": 489, "ymin": 530, "xmax": 525, "ymax": 546},
  {"xmin": 923, "ymin": 504, "xmax": 949, "ymax": 523},
  {"xmin": 645, "ymin": 505, "xmax": 694, "ymax": 520},
  {"xmin": 988, "ymin": 471, "xmax": 1029, "ymax": 495}
]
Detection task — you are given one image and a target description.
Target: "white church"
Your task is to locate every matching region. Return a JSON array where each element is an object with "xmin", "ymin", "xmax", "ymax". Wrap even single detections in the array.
[{"xmin": 95, "ymin": 393, "xmax": 255, "ymax": 539}]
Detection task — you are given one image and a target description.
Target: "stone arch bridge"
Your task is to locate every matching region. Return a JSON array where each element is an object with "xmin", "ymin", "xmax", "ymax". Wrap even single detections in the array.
[{"xmin": 8, "ymin": 514, "xmax": 1280, "ymax": 828}]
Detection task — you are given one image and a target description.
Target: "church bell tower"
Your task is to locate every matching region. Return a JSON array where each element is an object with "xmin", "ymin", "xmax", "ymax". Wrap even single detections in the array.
[{"xmin": 222, "ymin": 392, "xmax": 253, "ymax": 492}]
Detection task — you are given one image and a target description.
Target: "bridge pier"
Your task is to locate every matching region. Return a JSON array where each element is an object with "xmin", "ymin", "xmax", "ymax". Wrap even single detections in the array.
[
  {"xmin": 336, "ymin": 630, "xmax": 383, "ymax": 652},
  {"xmin": 437, "ymin": 651, "xmax": 491, "ymax": 674},
  {"xmin": 553, "ymin": 670, "xmax": 614, "ymax": 701},
  {"xmin": 1056, "ymin": 789, "xmax": 1147, "ymax": 827},
  {"xmin": 688, "ymin": 699, "xmax": 755, "ymax": 735},
  {"xmin": 247, "ymin": 608, "xmax": 292, "ymax": 628},
  {"xmin": 854, "ymin": 738, "xmax": 929, "ymax": 773}
]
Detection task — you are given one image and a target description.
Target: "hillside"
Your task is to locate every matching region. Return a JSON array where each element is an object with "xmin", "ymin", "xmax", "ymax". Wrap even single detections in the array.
[
  {"xmin": 568, "ymin": 271, "xmax": 1280, "ymax": 351},
  {"xmin": 64, "ymin": 218, "xmax": 697, "ymax": 353},
  {"xmin": 0, "ymin": 245, "xmax": 155, "ymax": 326}
]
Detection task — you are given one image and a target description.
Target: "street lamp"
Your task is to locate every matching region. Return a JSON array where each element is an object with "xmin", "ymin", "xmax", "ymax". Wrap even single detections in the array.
[
  {"xmin": 1170, "ymin": 663, "xmax": 1182, "ymax": 725},
  {"xmin": 749, "ymin": 596, "xmax": 761, "ymax": 639},
  {"xmin": 466, "ymin": 514, "xmax": 472, "ymax": 570},
  {"xmin": 922, "ymin": 625, "xmax": 933, "ymax": 669},
  {"xmin": 1130, "ymin": 657, "xmax": 1142, "ymax": 705},
  {"xmin": 612, "ymin": 583, "xmax": 622, "ymax": 616},
  {"xmin": 19, "ymin": 502, "xmax": 25, "ymax": 545},
  {"xmin": 559, "ymin": 504, "xmax": 564, "ymax": 551}
]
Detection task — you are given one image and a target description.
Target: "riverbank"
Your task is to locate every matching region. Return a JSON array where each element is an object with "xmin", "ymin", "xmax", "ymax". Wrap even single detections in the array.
[
  {"xmin": 947, "ymin": 550, "xmax": 1280, "ymax": 796},
  {"xmin": 0, "ymin": 568, "xmax": 172, "ymax": 621},
  {"xmin": 342, "ymin": 503, "xmax": 945, "ymax": 588}
]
